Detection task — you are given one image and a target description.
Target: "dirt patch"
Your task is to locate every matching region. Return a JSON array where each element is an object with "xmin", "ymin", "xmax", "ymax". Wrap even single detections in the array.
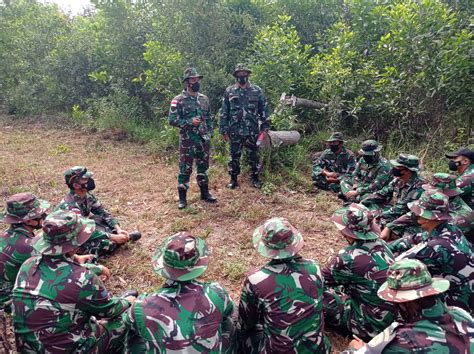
[{"xmin": 0, "ymin": 115, "xmax": 350, "ymax": 352}]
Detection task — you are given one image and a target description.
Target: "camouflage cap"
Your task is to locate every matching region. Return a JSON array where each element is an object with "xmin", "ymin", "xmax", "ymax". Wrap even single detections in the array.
[
  {"xmin": 422, "ymin": 173, "xmax": 462, "ymax": 197},
  {"xmin": 390, "ymin": 153, "xmax": 420, "ymax": 171},
  {"xmin": 152, "ymin": 232, "xmax": 209, "ymax": 281},
  {"xmin": 326, "ymin": 132, "xmax": 346, "ymax": 142},
  {"xmin": 359, "ymin": 140, "xmax": 382, "ymax": 156},
  {"xmin": 253, "ymin": 217, "xmax": 304, "ymax": 259},
  {"xmin": 33, "ymin": 210, "xmax": 95, "ymax": 255},
  {"xmin": 64, "ymin": 166, "xmax": 93, "ymax": 186},
  {"xmin": 378, "ymin": 259, "xmax": 449, "ymax": 303},
  {"xmin": 408, "ymin": 190, "xmax": 451, "ymax": 221},
  {"xmin": 232, "ymin": 63, "xmax": 252, "ymax": 77},
  {"xmin": 445, "ymin": 147, "xmax": 474, "ymax": 161},
  {"xmin": 0, "ymin": 193, "xmax": 50, "ymax": 224},
  {"xmin": 331, "ymin": 203, "xmax": 380, "ymax": 240},
  {"xmin": 182, "ymin": 67, "xmax": 203, "ymax": 83}
]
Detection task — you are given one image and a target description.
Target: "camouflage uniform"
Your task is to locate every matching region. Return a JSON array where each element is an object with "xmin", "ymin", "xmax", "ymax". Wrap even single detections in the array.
[
  {"xmin": 56, "ymin": 165, "xmax": 131, "ymax": 256},
  {"xmin": 394, "ymin": 191, "xmax": 474, "ymax": 313},
  {"xmin": 340, "ymin": 140, "xmax": 391, "ymax": 202},
  {"xmin": 312, "ymin": 132, "xmax": 356, "ymax": 192},
  {"xmin": 362, "ymin": 154, "xmax": 425, "ymax": 226},
  {"xmin": 0, "ymin": 193, "xmax": 49, "ymax": 309},
  {"xmin": 446, "ymin": 147, "xmax": 474, "ymax": 208},
  {"xmin": 220, "ymin": 64, "xmax": 270, "ymax": 185},
  {"xmin": 12, "ymin": 210, "xmax": 131, "ymax": 353},
  {"xmin": 323, "ymin": 204, "xmax": 396, "ymax": 342},
  {"xmin": 125, "ymin": 232, "xmax": 234, "ymax": 353},
  {"xmin": 347, "ymin": 259, "xmax": 474, "ymax": 353},
  {"xmin": 238, "ymin": 218, "xmax": 330, "ymax": 353}
]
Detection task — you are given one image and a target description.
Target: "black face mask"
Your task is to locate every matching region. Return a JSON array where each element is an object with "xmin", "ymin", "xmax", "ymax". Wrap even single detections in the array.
[
  {"xmin": 448, "ymin": 160, "xmax": 460, "ymax": 171},
  {"xmin": 189, "ymin": 82, "xmax": 200, "ymax": 92},
  {"xmin": 363, "ymin": 155, "xmax": 375, "ymax": 164},
  {"xmin": 238, "ymin": 76, "xmax": 248, "ymax": 85},
  {"xmin": 329, "ymin": 144, "xmax": 340, "ymax": 153},
  {"xmin": 80, "ymin": 178, "xmax": 96, "ymax": 191},
  {"xmin": 32, "ymin": 214, "xmax": 46, "ymax": 230},
  {"xmin": 392, "ymin": 168, "xmax": 404, "ymax": 177}
]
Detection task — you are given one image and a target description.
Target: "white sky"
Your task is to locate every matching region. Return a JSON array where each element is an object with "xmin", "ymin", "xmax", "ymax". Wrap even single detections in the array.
[{"xmin": 38, "ymin": 0, "xmax": 93, "ymax": 15}]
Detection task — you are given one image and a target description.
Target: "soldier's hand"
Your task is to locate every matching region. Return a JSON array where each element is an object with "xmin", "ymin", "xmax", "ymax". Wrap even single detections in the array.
[
  {"xmin": 125, "ymin": 296, "xmax": 137, "ymax": 305},
  {"xmin": 192, "ymin": 118, "xmax": 202, "ymax": 126},
  {"xmin": 111, "ymin": 233, "xmax": 129, "ymax": 245},
  {"xmin": 73, "ymin": 254, "xmax": 94, "ymax": 264},
  {"xmin": 380, "ymin": 227, "xmax": 392, "ymax": 241},
  {"xmin": 222, "ymin": 134, "xmax": 230, "ymax": 142},
  {"xmin": 346, "ymin": 190, "xmax": 358, "ymax": 199},
  {"xmin": 348, "ymin": 336, "xmax": 365, "ymax": 350},
  {"xmin": 99, "ymin": 265, "xmax": 111, "ymax": 282}
]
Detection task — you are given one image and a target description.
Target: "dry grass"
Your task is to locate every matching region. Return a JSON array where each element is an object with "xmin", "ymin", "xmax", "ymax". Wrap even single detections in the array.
[{"xmin": 0, "ymin": 115, "xmax": 350, "ymax": 352}]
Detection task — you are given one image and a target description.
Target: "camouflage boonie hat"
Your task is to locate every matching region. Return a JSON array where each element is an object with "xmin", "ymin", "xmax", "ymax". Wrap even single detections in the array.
[
  {"xmin": 232, "ymin": 63, "xmax": 252, "ymax": 77},
  {"xmin": 153, "ymin": 232, "xmax": 209, "ymax": 281},
  {"xmin": 182, "ymin": 67, "xmax": 203, "ymax": 83},
  {"xmin": 331, "ymin": 203, "xmax": 380, "ymax": 240},
  {"xmin": 0, "ymin": 193, "xmax": 50, "ymax": 224},
  {"xmin": 422, "ymin": 173, "xmax": 462, "ymax": 197},
  {"xmin": 326, "ymin": 132, "xmax": 345, "ymax": 143},
  {"xmin": 408, "ymin": 190, "xmax": 451, "ymax": 221},
  {"xmin": 33, "ymin": 210, "xmax": 95, "ymax": 255},
  {"xmin": 359, "ymin": 140, "xmax": 382, "ymax": 156},
  {"xmin": 253, "ymin": 217, "xmax": 304, "ymax": 259},
  {"xmin": 64, "ymin": 166, "xmax": 93, "ymax": 186},
  {"xmin": 378, "ymin": 259, "xmax": 449, "ymax": 303},
  {"xmin": 390, "ymin": 153, "xmax": 420, "ymax": 171}
]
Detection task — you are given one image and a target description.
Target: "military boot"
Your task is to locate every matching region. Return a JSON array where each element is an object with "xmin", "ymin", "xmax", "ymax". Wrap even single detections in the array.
[
  {"xmin": 251, "ymin": 173, "xmax": 262, "ymax": 189},
  {"xmin": 227, "ymin": 175, "xmax": 238, "ymax": 189},
  {"xmin": 200, "ymin": 184, "xmax": 217, "ymax": 203},
  {"xmin": 178, "ymin": 188, "xmax": 187, "ymax": 209}
]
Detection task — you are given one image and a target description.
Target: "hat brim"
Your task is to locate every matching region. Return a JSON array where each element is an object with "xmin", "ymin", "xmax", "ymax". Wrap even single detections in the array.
[
  {"xmin": 252, "ymin": 225, "xmax": 304, "ymax": 259},
  {"xmin": 0, "ymin": 199, "xmax": 51, "ymax": 224},
  {"xmin": 422, "ymin": 184, "xmax": 461, "ymax": 197},
  {"xmin": 377, "ymin": 277, "xmax": 450, "ymax": 303},
  {"xmin": 326, "ymin": 138, "xmax": 346, "ymax": 143},
  {"xmin": 233, "ymin": 69, "xmax": 252, "ymax": 77},
  {"xmin": 33, "ymin": 217, "xmax": 94, "ymax": 255},
  {"xmin": 331, "ymin": 213, "xmax": 381, "ymax": 240},
  {"xmin": 408, "ymin": 201, "xmax": 451, "ymax": 221},
  {"xmin": 182, "ymin": 75, "xmax": 203, "ymax": 83},
  {"xmin": 390, "ymin": 160, "xmax": 419, "ymax": 172},
  {"xmin": 359, "ymin": 148, "xmax": 382, "ymax": 156},
  {"xmin": 152, "ymin": 237, "xmax": 209, "ymax": 281}
]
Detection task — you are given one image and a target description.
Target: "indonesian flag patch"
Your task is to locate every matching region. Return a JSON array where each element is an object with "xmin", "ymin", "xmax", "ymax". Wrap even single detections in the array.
[{"xmin": 171, "ymin": 99, "xmax": 177, "ymax": 108}]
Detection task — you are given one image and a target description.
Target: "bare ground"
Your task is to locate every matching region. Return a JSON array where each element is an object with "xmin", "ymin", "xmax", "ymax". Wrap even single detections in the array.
[{"xmin": 0, "ymin": 115, "xmax": 350, "ymax": 352}]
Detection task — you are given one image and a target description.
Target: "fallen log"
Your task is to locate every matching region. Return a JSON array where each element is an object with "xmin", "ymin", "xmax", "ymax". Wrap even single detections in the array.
[
  {"xmin": 280, "ymin": 93, "xmax": 328, "ymax": 110},
  {"xmin": 259, "ymin": 130, "xmax": 301, "ymax": 149}
]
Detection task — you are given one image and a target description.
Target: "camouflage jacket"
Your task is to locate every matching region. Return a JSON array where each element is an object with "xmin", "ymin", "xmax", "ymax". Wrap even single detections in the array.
[
  {"xmin": 457, "ymin": 164, "xmax": 474, "ymax": 209},
  {"xmin": 362, "ymin": 173, "xmax": 425, "ymax": 223},
  {"xmin": 56, "ymin": 191, "xmax": 119, "ymax": 230},
  {"xmin": 169, "ymin": 90, "xmax": 213, "ymax": 142},
  {"xmin": 125, "ymin": 279, "xmax": 234, "ymax": 353},
  {"xmin": 219, "ymin": 83, "xmax": 270, "ymax": 137},
  {"xmin": 352, "ymin": 299, "xmax": 474, "ymax": 354},
  {"xmin": 312, "ymin": 147, "xmax": 357, "ymax": 178},
  {"xmin": 395, "ymin": 222, "xmax": 474, "ymax": 313},
  {"xmin": 340, "ymin": 157, "xmax": 392, "ymax": 198},
  {"xmin": 13, "ymin": 254, "xmax": 130, "ymax": 353},
  {"xmin": 238, "ymin": 255, "xmax": 330, "ymax": 354},
  {"xmin": 0, "ymin": 225, "xmax": 35, "ymax": 308},
  {"xmin": 322, "ymin": 239, "xmax": 396, "ymax": 337}
]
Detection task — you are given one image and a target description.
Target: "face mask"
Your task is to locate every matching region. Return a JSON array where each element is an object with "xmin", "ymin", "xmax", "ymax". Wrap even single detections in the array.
[
  {"xmin": 329, "ymin": 144, "xmax": 340, "ymax": 153},
  {"xmin": 80, "ymin": 178, "xmax": 96, "ymax": 191},
  {"xmin": 448, "ymin": 160, "xmax": 460, "ymax": 171},
  {"xmin": 363, "ymin": 155, "xmax": 375, "ymax": 164},
  {"xmin": 392, "ymin": 168, "xmax": 404, "ymax": 177},
  {"xmin": 32, "ymin": 219, "xmax": 43, "ymax": 230},
  {"xmin": 189, "ymin": 82, "xmax": 200, "ymax": 92},
  {"xmin": 238, "ymin": 76, "xmax": 248, "ymax": 85}
]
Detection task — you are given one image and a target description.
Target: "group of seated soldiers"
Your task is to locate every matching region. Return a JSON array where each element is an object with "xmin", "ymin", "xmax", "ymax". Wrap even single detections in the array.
[{"xmin": 0, "ymin": 135, "xmax": 472, "ymax": 353}]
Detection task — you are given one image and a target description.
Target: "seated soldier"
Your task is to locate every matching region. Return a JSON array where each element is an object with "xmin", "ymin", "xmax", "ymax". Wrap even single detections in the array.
[
  {"xmin": 393, "ymin": 190, "xmax": 474, "ymax": 314},
  {"xmin": 125, "ymin": 232, "xmax": 234, "ymax": 353},
  {"xmin": 386, "ymin": 173, "xmax": 473, "ymax": 242},
  {"xmin": 346, "ymin": 259, "xmax": 473, "ymax": 353},
  {"xmin": 56, "ymin": 166, "xmax": 140, "ymax": 256},
  {"xmin": 312, "ymin": 132, "xmax": 356, "ymax": 193},
  {"xmin": 340, "ymin": 140, "xmax": 391, "ymax": 203},
  {"xmin": 13, "ymin": 210, "xmax": 135, "ymax": 353},
  {"xmin": 0, "ymin": 193, "xmax": 50, "ymax": 310},
  {"xmin": 237, "ymin": 217, "xmax": 330, "ymax": 353},
  {"xmin": 323, "ymin": 203, "xmax": 395, "ymax": 342},
  {"xmin": 446, "ymin": 146, "xmax": 473, "ymax": 208},
  {"xmin": 361, "ymin": 154, "xmax": 425, "ymax": 241}
]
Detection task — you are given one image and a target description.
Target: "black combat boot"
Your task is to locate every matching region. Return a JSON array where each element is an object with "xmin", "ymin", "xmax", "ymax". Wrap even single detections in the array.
[
  {"xmin": 178, "ymin": 188, "xmax": 187, "ymax": 209},
  {"xmin": 227, "ymin": 175, "xmax": 239, "ymax": 189},
  {"xmin": 200, "ymin": 184, "xmax": 217, "ymax": 203},
  {"xmin": 251, "ymin": 173, "xmax": 262, "ymax": 189},
  {"xmin": 128, "ymin": 231, "xmax": 142, "ymax": 242}
]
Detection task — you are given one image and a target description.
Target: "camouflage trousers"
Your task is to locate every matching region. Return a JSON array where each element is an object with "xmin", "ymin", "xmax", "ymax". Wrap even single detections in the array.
[
  {"xmin": 77, "ymin": 215, "xmax": 118, "ymax": 257},
  {"xmin": 178, "ymin": 136, "xmax": 210, "ymax": 190},
  {"xmin": 312, "ymin": 174, "xmax": 341, "ymax": 193},
  {"xmin": 228, "ymin": 134, "xmax": 259, "ymax": 177},
  {"xmin": 94, "ymin": 315, "xmax": 129, "ymax": 354},
  {"xmin": 323, "ymin": 288, "xmax": 395, "ymax": 342}
]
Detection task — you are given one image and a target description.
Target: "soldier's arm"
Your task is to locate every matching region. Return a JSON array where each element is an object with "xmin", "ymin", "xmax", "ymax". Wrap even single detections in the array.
[
  {"xmin": 219, "ymin": 91, "xmax": 230, "ymax": 135},
  {"xmin": 344, "ymin": 152, "xmax": 357, "ymax": 175},
  {"xmin": 321, "ymin": 253, "xmax": 349, "ymax": 286},
  {"xmin": 357, "ymin": 166, "xmax": 391, "ymax": 196},
  {"xmin": 89, "ymin": 194, "xmax": 119, "ymax": 229},
  {"xmin": 385, "ymin": 212, "xmax": 417, "ymax": 236},
  {"xmin": 169, "ymin": 97, "xmax": 191, "ymax": 129},
  {"xmin": 237, "ymin": 277, "xmax": 259, "ymax": 331},
  {"xmin": 456, "ymin": 170, "xmax": 473, "ymax": 201},
  {"xmin": 122, "ymin": 302, "xmax": 148, "ymax": 352},
  {"xmin": 382, "ymin": 185, "xmax": 424, "ymax": 223},
  {"xmin": 257, "ymin": 90, "xmax": 270, "ymax": 131},
  {"xmin": 312, "ymin": 151, "xmax": 330, "ymax": 178},
  {"xmin": 360, "ymin": 180, "xmax": 394, "ymax": 206}
]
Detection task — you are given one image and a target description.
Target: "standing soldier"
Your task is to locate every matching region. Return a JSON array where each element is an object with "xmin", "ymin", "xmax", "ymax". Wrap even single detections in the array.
[
  {"xmin": 169, "ymin": 67, "xmax": 216, "ymax": 209},
  {"xmin": 446, "ymin": 146, "xmax": 473, "ymax": 208},
  {"xmin": 340, "ymin": 140, "xmax": 391, "ymax": 203},
  {"xmin": 312, "ymin": 132, "xmax": 356, "ymax": 193},
  {"xmin": 220, "ymin": 64, "xmax": 270, "ymax": 189}
]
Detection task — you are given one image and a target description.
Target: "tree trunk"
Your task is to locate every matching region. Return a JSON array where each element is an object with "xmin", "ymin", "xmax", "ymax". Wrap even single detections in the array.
[
  {"xmin": 280, "ymin": 93, "xmax": 327, "ymax": 110},
  {"xmin": 259, "ymin": 130, "xmax": 301, "ymax": 149}
]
